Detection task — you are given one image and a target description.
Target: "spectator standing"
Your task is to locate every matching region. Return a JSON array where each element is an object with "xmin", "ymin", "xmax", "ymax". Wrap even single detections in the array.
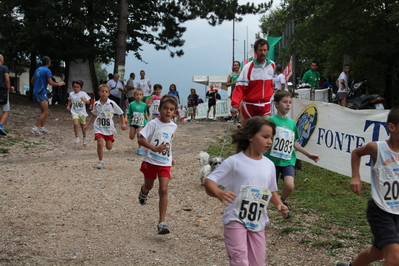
[
  {"xmin": 206, "ymin": 84, "xmax": 217, "ymax": 120},
  {"xmin": 302, "ymin": 61, "xmax": 320, "ymax": 89},
  {"xmin": 226, "ymin": 61, "xmax": 241, "ymax": 97},
  {"xmin": 167, "ymin": 84, "xmax": 180, "ymax": 104},
  {"xmin": 106, "ymin": 73, "xmax": 125, "ymax": 110},
  {"xmin": 188, "ymin": 88, "xmax": 199, "ymax": 122},
  {"xmin": 125, "ymin": 73, "xmax": 136, "ymax": 103},
  {"xmin": 275, "ymin": 64, "xmax": 287, "ymax": 91},
  {"xmin": 0, "ymin": 54, "xmax": 11, "ymax": 136},
  {"xmin": 31, "ymin": 56, "xmax": 65, "ymax": 136},
  {"xmin": 230, "ymin": 38, "xmax": 275, "ymax": 126},
  {"xmin": 337, "ymin": 64, "xmax": 350, "ymax": 107}
]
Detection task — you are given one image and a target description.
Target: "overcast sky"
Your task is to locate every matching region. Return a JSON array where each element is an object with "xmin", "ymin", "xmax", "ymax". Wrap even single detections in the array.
[{"xmin": 106, "ymin": 0, "xmax": 281, "ymax": 106}]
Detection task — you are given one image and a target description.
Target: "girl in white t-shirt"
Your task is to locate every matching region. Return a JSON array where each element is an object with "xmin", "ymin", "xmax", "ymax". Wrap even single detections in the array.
[
  {"xmin": 138, "ymin": 95, "xmax": 178, "ymax": 235},
  {"xmin": 66, "ymin": 80, "xmax": 91, "ymax": 145},
  {"xmin": 205, "ymin": 116, "xmax": 289, "ymax": 266}
]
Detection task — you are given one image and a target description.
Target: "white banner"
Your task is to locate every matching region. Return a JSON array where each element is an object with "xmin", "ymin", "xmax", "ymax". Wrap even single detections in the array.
[
  {"xmin": 291, "ymin": 99, "xmax": 389, "ymax": 183},
  {"xmin": 196, "ymin": 99, "xmax": 231, "ymax": 119}
]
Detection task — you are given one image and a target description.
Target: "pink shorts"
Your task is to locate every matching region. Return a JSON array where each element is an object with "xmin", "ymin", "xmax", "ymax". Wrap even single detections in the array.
[
  {"xmin": 94, "ymin": 133, "xmax": 114, "ymax": 142},
  {"xmin": 224, "ymin": 221, "xmax": 266, "ymax": 266},
  {"xmin": 241, "ymin": 102, "xmax": 271, "ymax": 119},
  {"xmin": 140, "ymin": 161, "xmax": 171, "ymax": 180}
]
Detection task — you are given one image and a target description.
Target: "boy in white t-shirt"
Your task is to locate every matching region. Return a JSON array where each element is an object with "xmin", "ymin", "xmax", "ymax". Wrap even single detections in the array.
[
  {"xmin": 138, "ymin": 95, "xmax": 178, "ymax": 234},
  {"xmin": 67, "ymin": 80, "xmax": 91, "ymax": 145},
  {"xmin": 84, "ymin": 84, "xmax": 126, "ymax": 169}
]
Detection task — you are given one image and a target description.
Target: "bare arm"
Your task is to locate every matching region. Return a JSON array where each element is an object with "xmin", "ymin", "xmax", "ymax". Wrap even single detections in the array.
[
  {"xmin": 351, "ymin": 142, "xmax": 377, "ymax": 195},
  {"xmin": 294, "ymin": 142, "xmax": 320, "ymax": 162},
  {"xmin": 138, "ymin": 134, "xmax": 170, "ymax": 153},
  {"xmin": 281, "ymin": 83, "xmax": 286, "ymax": 91},
  {"xmin": 66, "ymin": 99, "xmax": 72, "ymax": 111},
  {"xmin": 269, "ymin": 191, "xmax": 289, "ymax": 218},
  {"xmin": 226, "ymin": 74, "xmax": 234, "ymax": 87},
  {"xmin": 204, "ymin": 179, "xmax": 236, "ymax": 206},
  {"xmin": 120, "ymin": 115, "xmax": 127, "ymax": 130},
  {"xmin": 83, "ymin": 114, "xmax": 96, "ymax": 131},
  {"xmin": 4, "ymin": 73, "xmax": 10, "ymax": 92},
  {"xmin": 47, "ymin": 77, "xmax": 65, "ymax": 87}
]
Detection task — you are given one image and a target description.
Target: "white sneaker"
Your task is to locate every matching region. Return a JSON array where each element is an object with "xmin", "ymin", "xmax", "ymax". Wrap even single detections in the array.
[
  {"xmin": 74, "ymin": 137, "xmax": 80, "ymax": 144},
  {"xmin": 31, "ymin": 127, "xmax": 42, "ymax": 136},
  {"xmin": 82, "ymin": 137, "xmax": 87, "ymax": 145},
  {"xmin": 40, "ymin": 127, "xmax": 50, "ymax": 134},
  {"xmin": 96, "ymin": 161, "xmax": 104, "ymax": 169}
]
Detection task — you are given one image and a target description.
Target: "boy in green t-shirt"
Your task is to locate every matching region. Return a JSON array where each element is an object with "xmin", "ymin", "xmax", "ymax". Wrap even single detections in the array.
[
  {"xmin": 126, "ymin": 88, "xmax": 147, "ymax": 155},
  {"xmin": 264, "ymin": 90, "xmax": 320, "ymax": 218}
]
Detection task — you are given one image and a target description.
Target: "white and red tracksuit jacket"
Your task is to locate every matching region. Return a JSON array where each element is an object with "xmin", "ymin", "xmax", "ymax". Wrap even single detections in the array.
[{"xmin": 231, "ymin": 59, "xmax": 275, "ymax": 108}]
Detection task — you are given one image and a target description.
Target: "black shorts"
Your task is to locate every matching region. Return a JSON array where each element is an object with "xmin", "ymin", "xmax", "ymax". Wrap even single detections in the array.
[
  {"xmin": 367, "ymin": 199, "xmax": 399, "ymax": 249},
  {"xmin": 275, "ymin": 165, "xmax": 295, "ymax": 181},
  {"xmin": 208, "ymin": 102, "xmax": 216, "ymax": 107}
]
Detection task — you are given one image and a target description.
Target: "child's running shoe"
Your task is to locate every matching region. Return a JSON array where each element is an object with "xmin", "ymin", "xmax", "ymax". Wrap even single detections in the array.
[
  {"xmin": 96, "ymin": 161, "xmax": 104, "ymax": 169},
  {"xmin": 0, "ymin": 127, "xmax": 7, "ymax": 136},
  {"xmin": 31, "ymin": 127, "xmax": 42, "ymax": 136},
  {"xmin": 83, "ymin": 137, "xmax": 88, "ymax": 146},
  {"xmin": 40, "ymin": 127, "xmax": 50, "ymax": 134},
  {"xmin": 334, "ymin": 261, "xmax": 350, "ymax": 266},
  {"xmin": 157, "ymin": 222, "xmax": 170, "ymax": 234},
  {"xmin": 137, "ymin": 148, "xmax": 144, "ymax": 156},
  {"xmin": 74, "ymin": 137, "xmax": 80, "ymax": 144},
  {"xmin": 138, "ymin": 187, "xmax": 149, "ymax": 205}
]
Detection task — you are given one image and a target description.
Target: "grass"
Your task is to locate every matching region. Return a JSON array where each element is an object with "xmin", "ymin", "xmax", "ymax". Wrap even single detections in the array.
[
  {"xmin": 0, "ymin": 135, "xmax": 41, "ymax": 153},
  {"xmin": 206, "ymin": 136, "xmax": 375, "ymax": 255}
]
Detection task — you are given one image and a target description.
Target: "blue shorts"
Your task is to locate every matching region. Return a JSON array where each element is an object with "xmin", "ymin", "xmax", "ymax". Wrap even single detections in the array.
[
  {"xmin": 32, "ymin": 93, "xmax": 49, "ymax": 103},
  {"xmin": 367, "ymin": 199, "xmax": 399, "ymax": 249},
  {"xmin": 275, "ymin": 165, "xmax": 295, "ymax": 181}
]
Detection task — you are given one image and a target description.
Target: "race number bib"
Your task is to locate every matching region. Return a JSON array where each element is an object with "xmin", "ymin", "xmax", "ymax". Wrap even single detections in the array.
[
  {"xmin": 148, "ymin": 128, "xmax": 173, "ymax": 163},
  {"xmin": 236, "ymin": 185, "xmax": 271, "ymax": 231},
  {"xmin": 152, "ymin": 100, "xmax": 160, "ymax": 114},
  {"xmin": 96, "ymin": 111, "xmax": 112, "ymax": 130},
  {"xmin": 72, "ymin": 98, "xmax": 84, "ymax": 112},
  {"xmin": 131, "ymin": 112, "xmax": 144, "ymax": 126},
  {"xmin": 375, "ymin": 165, "xmax": 399, "ymax": 212},
  {"xmin": 270, "ymin": 126, "xmax": 295, "ymax": 160}
]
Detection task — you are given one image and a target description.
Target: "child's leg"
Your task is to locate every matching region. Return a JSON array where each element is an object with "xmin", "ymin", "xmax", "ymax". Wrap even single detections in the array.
[
  {"xmin": 281, "ymin": 165, "xmax": 295, "ymax": 200},
  {"xmin": 137, "ymin": 127, "xmax": 143, "ymax": 148},
  {"xmin": 129, "ymin": 126, "xmax": 136, "ymax": 140},
  {"xmin": 350, "ymin": 245, "xmax": 383, "ymax": 266},
  {"xmin": 73, "ymin": 118, "xmax": 80, "ymax": 136},
  {"xmin": 97, "ymin": 138, "xmax": 104, "ymax": 161},
  {"xmin": 80, "ymin": 117, "xmax": 87, "ymax": 137},
  {"xmin": 247, "ymin": 229, "xmax": 266, "ymax": 266},
  {"xmin": 382, "ymin": 243, "xmax": 399, "ymax": 265},
  {"xmin": 142, "ymin": 177, "xmax": 155, "ymax": 194},
  {"xmin": 105, "ymin": 140, "xmax": 113, "ymax": 151},
  {"xmin": 224, "ymin": 221, "xmax": 249, "ymax": 266},
  {"xmin": 158, "ymin": 176, "xmax": 170, "ymax": 223}
]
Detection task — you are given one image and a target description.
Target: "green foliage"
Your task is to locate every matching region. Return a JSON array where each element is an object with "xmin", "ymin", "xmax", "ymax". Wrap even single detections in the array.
[{"xmin": 260, "ymin": 0, "xmax": 399, "ymax": 107}]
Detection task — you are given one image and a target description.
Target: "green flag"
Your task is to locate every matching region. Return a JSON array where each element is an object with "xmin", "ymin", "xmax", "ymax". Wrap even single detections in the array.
[{"xmin": 266, "ymin": 36, "xmax": 282, "ymax": 61}]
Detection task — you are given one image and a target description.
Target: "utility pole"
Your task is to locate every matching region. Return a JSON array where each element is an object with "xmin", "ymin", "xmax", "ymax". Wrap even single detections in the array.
[{"xmin": 232, "ymin": 19, "xmax": 235, "ymax": 65}]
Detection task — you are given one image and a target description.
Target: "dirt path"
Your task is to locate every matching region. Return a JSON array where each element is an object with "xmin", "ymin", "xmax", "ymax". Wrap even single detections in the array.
[{"xmin": 0, "ymin": 94, "xmax": 360, "ymax": 265}]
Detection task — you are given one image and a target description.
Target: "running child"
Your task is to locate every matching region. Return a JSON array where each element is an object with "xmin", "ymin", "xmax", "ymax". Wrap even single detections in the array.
[
  {"xmin": 151, "ymin": 84, "xmax": 163, "ymax": 120},
  {"xmin": 204, "ymin": 116, "xmax": 289, "ymax": 266},
  {"xmin": 137, "ymin": 95, "xmax": 178, "ymax": 234},
  {"xmin": 66, "ymin": 80, "xmax": 91, "ymax": 145},
  {"xmin": 126, "ymin": 88, "xmax": 147, "ymax": 156},
  {"xmin": 83, "ymin": 84, "xmax": 126, "ymax": 169},
  {"xmin": 264, "ymin": 90, "xmax": 319, "ymax": 216},
  {"xmin": 335, "ymin": 107, "xmax": 399, "ymax": 266}
]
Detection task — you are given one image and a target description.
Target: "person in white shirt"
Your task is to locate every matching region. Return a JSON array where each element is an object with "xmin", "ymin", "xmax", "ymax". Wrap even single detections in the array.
[
  {"xmin": 337, "ymin": 64, "xmax": 350, "ymax": 107},
  {"xmin": 275, "ymin": 64, "xmax": 286, "ymax": 91},
  {"xmin": 106, "ymin": 73, "xmax": 125, "ymax": 109}
]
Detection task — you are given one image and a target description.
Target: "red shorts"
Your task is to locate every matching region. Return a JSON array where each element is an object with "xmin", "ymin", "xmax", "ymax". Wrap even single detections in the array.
[
  {"xmin": 241, "ymin": 102, "xmax": 271, "ymax": 119},
  {"xmin": 140, "ymin": 161, "xmax": 171, "ymax": 180},
  {"xmin": 94, "ymin": 133, "xmax": 114, "ymax": 142}
]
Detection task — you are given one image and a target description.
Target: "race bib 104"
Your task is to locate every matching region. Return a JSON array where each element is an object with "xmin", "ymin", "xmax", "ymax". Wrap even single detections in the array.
[{"xmin": 236, "ymin": 185, "xmax": 271, "ymax": 231}]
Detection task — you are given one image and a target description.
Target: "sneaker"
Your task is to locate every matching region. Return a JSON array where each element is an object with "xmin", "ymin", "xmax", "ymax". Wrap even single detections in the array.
[
  {"xmin": 74, "ymin": 137, "xmax": 80, "ymax": 144},
  {"xmin": 138, "ymin": 187, "xmax": 149, "ymax": 205},
  {"xmin": 31, "ymin": 127, "xmax": 42, "ymax": 136},
  {"xmin": 157, "ymin": 222, "xmax": 170, "ymax": 234},
  {"xmin": 334, "ymin": 261, "xmax": 350, "ymax": 266},
  {"xmin": 0, "ymin": 128, "xmax": 7, "ymax": 136},
  {"xmin": 96, "ymin": 161, "xmax": 104, "ymax": 169},
  {"xmin": 83, "ymin": 137, "xmax": 88, "ymax": 146},
  {"xmin": 281, "ymin": 197, "xmax": 288, "ymax": 206},
  {"xmin": 137, "ymin": 148, "xmax": 144, "ymax": 156},
  {"xmin": 285, "ymin": 211, "xmax": 292, "ymax": 219},
  {"xmin": 40, "ymin": 127, "xmax": 50, "ymax": 134}
]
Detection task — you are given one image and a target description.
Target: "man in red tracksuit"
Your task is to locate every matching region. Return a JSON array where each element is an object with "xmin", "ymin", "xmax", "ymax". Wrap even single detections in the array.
[{"xmin": 231, "ymin": 39, "xmax": 275, "ymax": 126}]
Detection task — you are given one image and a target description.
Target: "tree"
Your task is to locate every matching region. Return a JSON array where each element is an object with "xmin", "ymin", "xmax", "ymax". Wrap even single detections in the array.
[{"xmin": 260, "ymin": 0, "xmax": 399, "ymax": 107}]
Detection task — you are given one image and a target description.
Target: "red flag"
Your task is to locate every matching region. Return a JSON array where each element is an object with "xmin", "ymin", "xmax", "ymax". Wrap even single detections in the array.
[{"xmin": 283, "ymin": 56, "xmax": 293, "ymax": 82}]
